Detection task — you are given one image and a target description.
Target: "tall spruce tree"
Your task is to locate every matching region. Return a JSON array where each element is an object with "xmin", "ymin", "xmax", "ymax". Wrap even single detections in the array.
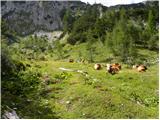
[
  {"xmin": 146, "ymin": 10, "xmax": 158, "ymax": 50},
  {"xmin": 62, "ymin": 9, "xmax": 74, "ymax": 33},
  {"xmin": 108, "ymin": 8, "xmax": 137, "ymax": 63},
  {"xmin": 86, "ymin": 29, "xmax": 96, "ymax": 63},
  {"xmin": 147, "ymin": 10, "xmax": 156, "ymax": 34},
  {"xmin": 94, "ymin": 18, "xmax": 106, "ymax": 44}
]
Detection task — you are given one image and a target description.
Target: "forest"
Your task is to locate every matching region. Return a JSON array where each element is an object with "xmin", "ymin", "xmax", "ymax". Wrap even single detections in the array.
[{"xmin": 1, "ymin": 1, "xmax": 159, "ymax": 119}]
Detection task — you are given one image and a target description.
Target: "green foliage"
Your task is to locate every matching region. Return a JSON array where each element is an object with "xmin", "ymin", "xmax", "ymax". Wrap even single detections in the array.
[
  {"xmin": 1, "ymin": 40, "xmax": 41, "ymax": 95},
  {"xmin": 67, "ymin": 32, "xmax": 86, "ymax": 45},
  {"xmin": 94, "ymin": 18, "xmax": 106, "ymax": 43},
  {"xmin": 21, "ymin": 35, "xmax": 49, "ymax": 53},
  {"xmin": 63, "ymin": 2, "xmax": 159, "ymax": 64},
  {"xmin": 147, "ymin": 33, "xmax": 159, "ymax": 50},
  {"xmin": 146, "ymin": 10, "xmax": 156, "ymax": 34},
  {"xmin": 86, "ymin": 29, "xmax": 97, "ymax": 62},
  {"xmin": 145, "ymin": 10, "xmax": 158, "ymax": 50},
  {"xmin": 62, "ymin": 9, "xmax": 75, "ymax": 33},
  {"xmin": 127, "ymin": 20, "xmax": 141, "ymax": 45},
  {"xmin": 67, "ymin": 6, "xmax": 99, "ymax": 44},
  {"xmin": 52, "ymin": 40, "xmax": 65, "ymax": 59},
  {"xmin": 101, "ymin": 10, "xmax": 117, "ymax": 32},
  {"xmin": 54, "ymin": 72, "xmax": 72, "ymax": 81},
  {"xmin": 106, "ymin": 9, "xmax": 138, "ymax": 63},
  {"xmin": 1, "ymin": 39, "xmax": 17, "ymax": 77},
  {"xmin": 74, "ymin": 6, "xmax": 98, "ymax": 32},
  {"xmin": 1, "ymin": 20, "xmax": 18, "ymax": 43},
  {"xmin": 2, "ymin": 69, "xmax": 41, "ymax": 96},
  {"xmin": 65, "ymin": 1, "xmax": 158, "ymax": 55}
]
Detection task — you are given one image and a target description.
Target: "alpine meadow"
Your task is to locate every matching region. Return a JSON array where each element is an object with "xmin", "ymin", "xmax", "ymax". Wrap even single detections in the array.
[{"xmin": 1, "ymin": 1, "xmax": 159, "ymax": 119}]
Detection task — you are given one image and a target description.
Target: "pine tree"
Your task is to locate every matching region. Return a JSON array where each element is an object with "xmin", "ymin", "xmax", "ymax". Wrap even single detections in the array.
[
  {"xmin": 147, "ymin": 10, "xmax": 156, "ymax": 34},
  {"xmin": 94, "ymin": 18, "xmax": 106, "ymax": 44},
  {"xmin": 107, "ymin": 8, "xmax": 137, "ymax": 63},
  {"xmin": 146, "ymin": 10, "xmax": 158, "ymax": 50},
  {"xmin": 86, "ymin": 29, "xmax": 96, "ymax": 63},
  {"xmin": 62, "ymin": 9, "xmax": 74, "ymax": 33}
]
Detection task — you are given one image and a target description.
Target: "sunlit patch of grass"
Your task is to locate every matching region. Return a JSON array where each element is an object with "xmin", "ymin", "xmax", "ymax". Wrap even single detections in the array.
[{"xmin": 26, "ymin": 59, "xmax": 158, "ymax": 119}]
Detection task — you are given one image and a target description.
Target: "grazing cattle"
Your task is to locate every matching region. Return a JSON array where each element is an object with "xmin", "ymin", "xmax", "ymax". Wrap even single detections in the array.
[
  {"xmin": 94, "ymin": 63, "xmax": 101, "ymax": 70},
  {"xmin": 106, "ymin": 63, "xmax": 121, "ymax": 75},
  {"xmin": 112, "ymin": 63, "xmax": 121, "ymax": 70},
  {"xmin": 137, "ymin": 65, "xmax": 147, "ymax": 72},
  {"xmin": 69, "ymin": 59, "xmax": 74, "ymax": 63},
  {"xmin": 132, "ymin": 64, "xmax": 147, "ymax": 72}
]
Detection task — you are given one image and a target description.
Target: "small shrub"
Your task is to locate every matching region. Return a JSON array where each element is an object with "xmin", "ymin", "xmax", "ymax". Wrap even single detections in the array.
[
  {"xmin": 2, "ymin": 69, "xmax": 41, "ymax": 96},
  {"xmin": 67, "ymin": 32, "xmax": 86, "ymax": 45},
  {"xmin": 54, "ymin": 72, "xmax": 72, "ymax": 81}
]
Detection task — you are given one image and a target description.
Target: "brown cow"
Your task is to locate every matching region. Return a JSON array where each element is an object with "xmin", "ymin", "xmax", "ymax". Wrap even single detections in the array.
[
  {"xmin": 137, "ymin": 65, "xmax": 147, "ymax": 72},
  {"xmin": 106, "ymin": 63, "xmax": 121, "ymax": 75},
  {"xmin": 112, "ymin": 63, "xmax": 121, "ymax": 70},
  {"xmin": 132, "ymin": 64, "xmax": 147, "ymax": 72},
  {"xmin": 94, "ymin": 63, "xmax": 101, "ymax": 70}
]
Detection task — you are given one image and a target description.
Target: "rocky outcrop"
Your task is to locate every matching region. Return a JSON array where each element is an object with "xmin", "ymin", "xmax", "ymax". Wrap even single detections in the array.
[{"xmin": 1, "ymin": 1, "xmax": 86, "ymax": 36}]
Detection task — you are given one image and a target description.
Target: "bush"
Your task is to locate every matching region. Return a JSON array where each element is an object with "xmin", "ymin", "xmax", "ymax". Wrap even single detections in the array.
[
  {"xmin": 2, "ymin": 69, "xmax": 41, "ymax": 96},
  {"xmin": 67, "ymin": 32, "xmax": 86, "ymax": 45},
  {"xmin": 54, "ymin": 72, "xmax": 72, "ymax": 81},
  {"xmin": 147, "ymin": 34, "xmax": 159, "ymax": 50}
]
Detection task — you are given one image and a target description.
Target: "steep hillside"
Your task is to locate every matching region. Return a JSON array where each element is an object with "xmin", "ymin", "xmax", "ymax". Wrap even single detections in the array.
[{"xmin": 1, "ymin": 1, "xmax": 86, "ymax": 35}]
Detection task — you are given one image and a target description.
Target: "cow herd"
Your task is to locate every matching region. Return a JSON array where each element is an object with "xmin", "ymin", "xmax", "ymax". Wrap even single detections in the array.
[
  {"xmin": 94, "ymin": 63, "xmax": 147, "ymax": 75},
  {"xmin": 94, "ymin": 63, "xmax": 122, "ymax": 75},
  {"xmin": 68, "ymin": 59, "xmax": 147, "ymax": 75}
]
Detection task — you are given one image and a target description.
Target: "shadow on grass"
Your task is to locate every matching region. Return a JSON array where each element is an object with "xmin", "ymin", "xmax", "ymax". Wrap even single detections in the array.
[{"xmin": 1, "ymin": 92, "xmax": 59, "ymax": 119}]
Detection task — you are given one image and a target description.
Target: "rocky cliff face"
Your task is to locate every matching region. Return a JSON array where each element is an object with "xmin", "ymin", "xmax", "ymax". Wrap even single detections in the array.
[{"xmin": 1, "ymin": 1, "xmax": 86, "ymax": 36}]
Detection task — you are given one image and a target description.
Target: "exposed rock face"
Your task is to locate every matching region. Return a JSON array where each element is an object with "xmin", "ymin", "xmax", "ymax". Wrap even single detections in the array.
[{"xmin": 1, "ymin": 1, "xmax": 86, "ymax": 36}]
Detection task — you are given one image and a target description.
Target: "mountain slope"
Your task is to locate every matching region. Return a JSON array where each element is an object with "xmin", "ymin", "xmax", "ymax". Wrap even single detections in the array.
[
  {"xmin": 1, "ymin": 1, "xmax": 86, "ymax": 35},
  {"xmin": 2, "ymin": 1, "xmax": 158, "ymax": 36}
]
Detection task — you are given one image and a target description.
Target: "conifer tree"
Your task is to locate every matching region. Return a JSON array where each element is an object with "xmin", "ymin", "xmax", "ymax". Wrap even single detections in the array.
[
  {"xmin": 107, "ymin": 8, "xmax": 137, "ymax": 63},
  {"xmin": 86, "ymin": 29, "xmax": 96, "ymax": 62},
  {"xmin": 147, "ymin": 10, "xmax": 156, "ymax": 34},
  {"xmin": 146, "ymin": 10, "xmax": 158, "ymax": 50},
  {"xmin": 63, "ymin": 9, "xmax": 74, "ymax": 33}
]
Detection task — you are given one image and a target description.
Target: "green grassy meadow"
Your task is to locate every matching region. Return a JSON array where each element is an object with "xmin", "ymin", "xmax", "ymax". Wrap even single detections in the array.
[{"xmin": 8, "ymin": 59, "xmax": 158, "ymax": 118}]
